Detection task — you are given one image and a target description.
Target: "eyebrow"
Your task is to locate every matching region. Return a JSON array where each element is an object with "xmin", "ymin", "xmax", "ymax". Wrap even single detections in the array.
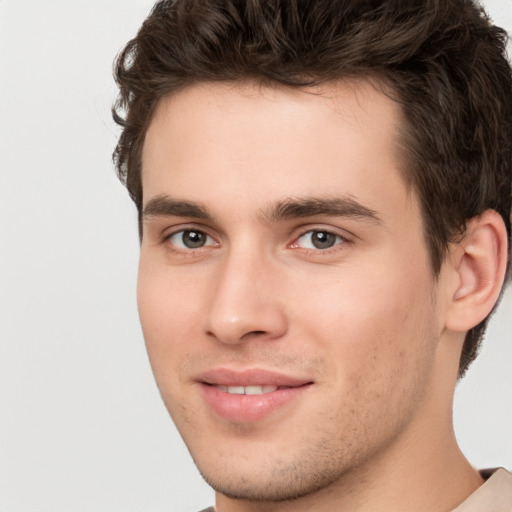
[
  {"xmin": 142, "ymin": 194, "xmax": 381, "ymax": 225},
  {"xmin": 142, "ymin": 195, "xmax": 212, "ymax": 220},
  {"xmin": 262, "ymin": 196, "xmax": 382, "ymax": 224}
]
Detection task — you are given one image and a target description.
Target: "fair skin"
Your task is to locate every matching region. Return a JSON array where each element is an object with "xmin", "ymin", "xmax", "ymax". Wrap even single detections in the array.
[{"xmin": 138, "ymin": 81, "xmax": 507, "ymax": 511}]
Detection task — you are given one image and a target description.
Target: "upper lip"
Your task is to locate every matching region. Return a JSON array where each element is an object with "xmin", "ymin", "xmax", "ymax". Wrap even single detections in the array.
[{"xmin": 196, "ymin": 368, "xmax": 313, "ymax": 387}]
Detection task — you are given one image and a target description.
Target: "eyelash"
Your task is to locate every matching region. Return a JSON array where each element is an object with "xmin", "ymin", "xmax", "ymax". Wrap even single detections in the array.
[
  {"xmin": 162, "ymin": 228, "xmax": 218, "ymax": 254},
  {"xmin": 161, "ymin": 226, "xmax": 352, "ymax": 256},
  {"xmin": 291, "ymin": 229, "xmax": 349, "ymax": 253}
]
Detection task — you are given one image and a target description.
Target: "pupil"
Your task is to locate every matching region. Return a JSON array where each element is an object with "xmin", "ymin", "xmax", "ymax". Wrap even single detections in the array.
[
  {"xmin": 183, "ymin": 230, "xmax": 205, "ymax": 248},
  {"xmin": 312, "ymin": 231, "xmax": 336, "ymax": 249}
]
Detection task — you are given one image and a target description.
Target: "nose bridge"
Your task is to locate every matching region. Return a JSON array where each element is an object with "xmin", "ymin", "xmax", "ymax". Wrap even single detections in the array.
[{"xmin": 204, "ymin": 239, "xmax": 286, "ymax": 344}]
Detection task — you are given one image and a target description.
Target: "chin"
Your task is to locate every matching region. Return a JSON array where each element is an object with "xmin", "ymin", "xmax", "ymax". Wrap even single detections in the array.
[
  {"xmin": 197, "ymin": 465, "xmax": 336, "ymax": 502},
  {"xmin": 188, "ymin": 437, "xmax": 357, "ymax": 503}
]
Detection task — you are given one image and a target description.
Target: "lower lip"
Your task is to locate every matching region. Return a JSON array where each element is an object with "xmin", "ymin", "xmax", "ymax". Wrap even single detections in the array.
[{"xmin": 200, "ymin": 384, "xmax": 310, "ymax": 423}]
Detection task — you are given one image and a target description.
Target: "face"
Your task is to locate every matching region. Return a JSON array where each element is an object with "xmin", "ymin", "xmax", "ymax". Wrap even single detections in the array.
[{"xmin": 138, "ymin": 81, "xmax": 446, "ymax": 503}]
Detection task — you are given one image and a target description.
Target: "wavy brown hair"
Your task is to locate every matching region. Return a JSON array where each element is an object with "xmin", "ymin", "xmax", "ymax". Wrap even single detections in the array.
[{"xmin": 113, "ymin": 0, "xmax": 512, "ymax": 376}]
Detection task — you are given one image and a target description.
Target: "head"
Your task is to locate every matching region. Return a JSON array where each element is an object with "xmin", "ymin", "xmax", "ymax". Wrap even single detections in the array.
[
  {"xmin": 114, "ymin": 0, "xmax": 512, "ymax": 377},
  {"xmin": 112, "ymin": 0, "xmax": 512, "ymax": 505}
]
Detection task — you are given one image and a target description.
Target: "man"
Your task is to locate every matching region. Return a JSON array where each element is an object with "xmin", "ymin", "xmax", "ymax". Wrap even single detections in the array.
[{"xmin": 112, "ymin": 0, "xmax": 512, "ymax": 510}]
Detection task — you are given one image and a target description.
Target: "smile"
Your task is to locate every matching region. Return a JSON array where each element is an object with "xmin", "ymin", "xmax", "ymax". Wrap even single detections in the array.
[
  {"xmin": 198, "ymin": 369, "xmax": 313, "ymax": 422},
  {"xmin": 212, "ymin": 385, "xmax": 286, "ymax": 395}
]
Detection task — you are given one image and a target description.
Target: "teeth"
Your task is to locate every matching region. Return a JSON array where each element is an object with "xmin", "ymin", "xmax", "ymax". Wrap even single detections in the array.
[
  {"xmin": 246, "ymin": 385, "xmax": 278, "ymax": 395},
  {"xmin": 215, "ymin": 385, "xmax": 279, "ymax": 395}
]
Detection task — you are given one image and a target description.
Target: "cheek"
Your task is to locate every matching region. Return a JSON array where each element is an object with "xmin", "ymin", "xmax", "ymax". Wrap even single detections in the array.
[
  {"xmin": 137, "ymin": 265, "xmax": 205, "ymax": 425},
  {"xmin": 293, "ymin": 263, "xmax": 437, "ymax": 387},
  {"xmin": 306, "ymin": 280, "xmax": 438, "ymax": 449},
  {"xmin": 137, "ymin": 263, "xmax": 199, "ymax": 375}
]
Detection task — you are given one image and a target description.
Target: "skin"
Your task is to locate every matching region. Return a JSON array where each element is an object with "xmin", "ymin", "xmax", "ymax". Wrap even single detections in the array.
[{"xmin": 138, "ymin": 81, "xmax": 486, "ymax": 511}]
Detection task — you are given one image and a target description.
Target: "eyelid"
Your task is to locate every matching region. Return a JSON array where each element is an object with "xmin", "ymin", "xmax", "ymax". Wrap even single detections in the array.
[
  {"xmin": 161, "ymin": 223, "xmax": 220, "ymax": 250},
  {"xmin": 170, "ymin": 230, "xmax": 216, "ymax": 249},
  {"xmin": 289, "ymin": 225, "xmax": 353, "ymax": 252},
  {"xmin": 158, "ymin": 222, "xmax": 353, "ymax": 254}
]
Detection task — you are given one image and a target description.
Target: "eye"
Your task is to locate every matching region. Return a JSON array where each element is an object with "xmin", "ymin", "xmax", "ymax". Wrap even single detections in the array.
[
  {"xmin": 295, "ymin": 230, "xmax": 345, "ymax": 250},
  {"xmin": 167, "ymin": 229, "xmax": 216, "ymax": 250}
]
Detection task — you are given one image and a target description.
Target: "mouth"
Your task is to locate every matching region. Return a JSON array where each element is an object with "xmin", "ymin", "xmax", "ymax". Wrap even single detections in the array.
[
  {"xmin": 209, "ymin": 384, "xmax": 295, "ymax": 395},
  {"xmin": 197, "ymin": 368, "xmax": 313, "ymax": 423}
]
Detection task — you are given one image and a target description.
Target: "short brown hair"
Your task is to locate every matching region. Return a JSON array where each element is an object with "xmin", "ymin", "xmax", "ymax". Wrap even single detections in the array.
[{"xmin": 113, "ymin": 0, "xmax": 512, "ymax": 376}]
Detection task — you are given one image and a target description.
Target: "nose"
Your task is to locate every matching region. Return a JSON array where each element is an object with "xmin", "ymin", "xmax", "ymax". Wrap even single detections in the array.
[{"xmin": 203, "ymin": 249, "xmax": 288, "ymax": 345}]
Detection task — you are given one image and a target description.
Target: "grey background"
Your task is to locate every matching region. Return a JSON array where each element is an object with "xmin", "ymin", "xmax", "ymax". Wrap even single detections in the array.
[{"xmin": 0, "ymin": 1, "xmax": 511, "ymax": 511}]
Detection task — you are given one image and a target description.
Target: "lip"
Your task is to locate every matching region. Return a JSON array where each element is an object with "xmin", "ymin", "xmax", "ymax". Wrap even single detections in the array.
[
  {"xmin": 196, "ymin": 368, "xmax": 313, "ymax": 423},
  {"xmin": 198, "ymin": 368, "xmax": 312, "ymax": 387}
]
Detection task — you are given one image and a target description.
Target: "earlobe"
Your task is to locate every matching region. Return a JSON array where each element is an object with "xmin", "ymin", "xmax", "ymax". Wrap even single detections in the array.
[{"xmin": 444, "ymin": 210, "xmax": 508, "ymax": 332}]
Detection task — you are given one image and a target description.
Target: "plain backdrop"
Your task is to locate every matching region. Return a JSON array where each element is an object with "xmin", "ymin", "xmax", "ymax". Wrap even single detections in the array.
[{"xmin": 0, "ymin": 1, "xmax": 511, "ymax": 511}]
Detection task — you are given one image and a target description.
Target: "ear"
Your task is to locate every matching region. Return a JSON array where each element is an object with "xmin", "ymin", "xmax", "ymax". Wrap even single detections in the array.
[{"xmin": 444, "ymin": 210, "xmax": 509, "ymax": 332}]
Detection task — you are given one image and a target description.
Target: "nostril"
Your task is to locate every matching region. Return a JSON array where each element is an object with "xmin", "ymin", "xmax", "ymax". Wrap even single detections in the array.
[{"xmin": 240, "ymin": 330, "xmax": 269, "ymax": 340}]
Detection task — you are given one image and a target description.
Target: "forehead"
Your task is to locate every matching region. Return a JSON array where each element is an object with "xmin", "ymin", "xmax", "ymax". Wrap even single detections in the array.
[{"xmin": 141, "ymin": 80, "xmax": 412, "ymax": 222}]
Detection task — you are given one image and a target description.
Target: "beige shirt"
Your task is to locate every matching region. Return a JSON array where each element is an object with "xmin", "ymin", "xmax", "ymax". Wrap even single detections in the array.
[{"xmin": 452, "ymin": 468, "xmax": 512, "ymax": 511}]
